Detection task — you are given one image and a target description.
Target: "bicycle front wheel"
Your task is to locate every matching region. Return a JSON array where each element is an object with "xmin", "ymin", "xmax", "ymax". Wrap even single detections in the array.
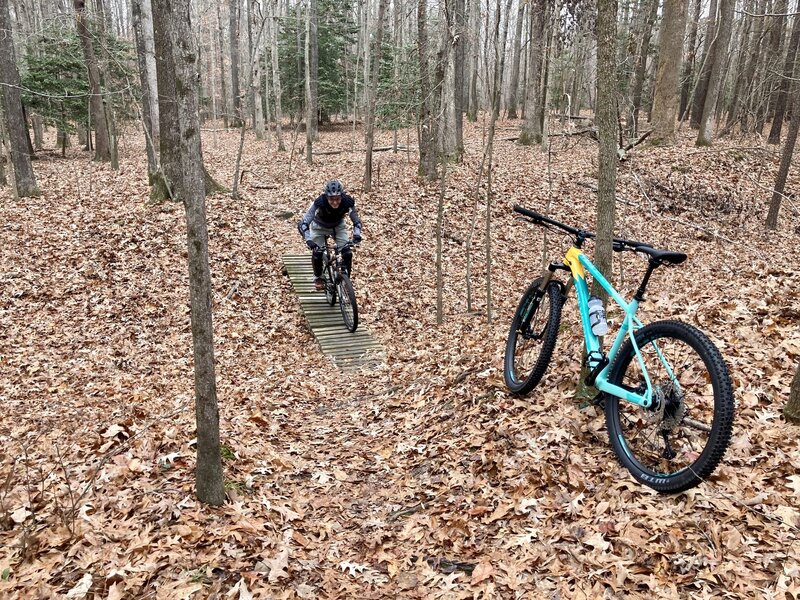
[
  {"xmin": 503, "ymin": 278, "xmax": 562, "ymax": 395},
  {"xmin": 323, "ymin": 258, "xmax": 336, "ymax": 306},
  {"xmin": 605, "ymin": 320, "xmax": 734, "ymax": 493},
  {"xmin": 337, "ymin": 274, "xmax": 358, "ymax": 332}
]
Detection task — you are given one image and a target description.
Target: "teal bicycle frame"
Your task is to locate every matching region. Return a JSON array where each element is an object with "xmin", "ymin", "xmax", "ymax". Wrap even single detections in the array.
[{"xmin": 561, "ymin": 246, "xmax": 668, "ymax": 409}]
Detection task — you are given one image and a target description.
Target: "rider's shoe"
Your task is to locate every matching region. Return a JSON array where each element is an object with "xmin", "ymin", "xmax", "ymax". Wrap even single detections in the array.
[{"xmin": 314, "ymin": 277, "xmax": 325, "ymax": 291}]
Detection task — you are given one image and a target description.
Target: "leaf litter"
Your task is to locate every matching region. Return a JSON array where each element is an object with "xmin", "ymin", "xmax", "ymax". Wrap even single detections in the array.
[{"xmin": 0, "ymin": 122, "xmax": 799, "ymax": 598}]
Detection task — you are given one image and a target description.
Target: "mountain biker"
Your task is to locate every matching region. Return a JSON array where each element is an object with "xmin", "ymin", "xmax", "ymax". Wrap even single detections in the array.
[{"xmin": 298, "ymin": 179, "xmax": 362, "ymax": 291}]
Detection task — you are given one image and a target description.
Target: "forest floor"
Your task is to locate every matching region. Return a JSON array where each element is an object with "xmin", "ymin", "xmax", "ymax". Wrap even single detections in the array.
[{"xmin": 1, "ymin": 118, "xmax": 799, "ymax": 599}]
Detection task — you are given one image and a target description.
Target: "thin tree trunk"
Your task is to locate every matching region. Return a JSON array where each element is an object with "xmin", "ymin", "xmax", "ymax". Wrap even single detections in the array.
[
  {"xmin": 697, "ymin": 0, "xmax": 734, "ymax": 145},
  {"xmin": 628, "ymin": 0, "xmax": 659, "ymax": 137},
  {"xmin": 74, "ymin": 0, "xmax": 111, "ymax": 161},
  {"xmin": 453, "ymin": 0, "xmax": 466, "ymax": 159},
  {"xmin": 520, "ymin": 0, "xmax": 546, "ymax": 145},
  {"xmin": 765, "ymin": 77, "xmax": 799, "ymax": 229},
  {"xmin": 506, "ymin": 0, "xmax": 525, "ymax": 119},
  {"xmin": 268, "ymin": 0, "xmax": 285, "ymax": 150},
  {"xmin": 309, "ymin": 0, "xmax": 318, "ymax": 140},
  {"xmin": 304, "ymin": 0, "xmax": 313, "ymax": 164},
  {"xmin": 0, "ymin": 0, "xmax": 38, "ymax": 196},
  {"xmin": 435, "ymin": 164, "xmax": 447, "ymax": 324},
  {"xmin": 152, "ymin": 0, "xmax": 224, "ymax": 507},
  {"xmin": 364, "ymin": 0, "xmax": 387, "ymax": 192},
  {"xmin": 132, "ymin": 0, "xmax": 158, "ymax": 178},
  {"xmin": 94, "ymin": 0, "xmax": 118, "ymax": 169},
  {"xmin": 467, "ymin": 0, "xmax": 480, "ymax": 121},
  {"xmin": 230, "ymin": 0, "xmax": 242, "ymax": 127},
  {"xmin": 217, "ymin": 4, "xmax": 229, "ymax": 129},
  {"xmin": 679, "ymin": 0, "xmax": 701, "ymax": 120},
  {"xmin": 767, "ymin": 8, "xmax": 800, "ymax": 144},
  {"xmin": 417, "ymin": 0, "xmax": 436, "ymax": 178},
  {"xmin": 691, "ymin": 0, "xmax": 717, "ymax": 128}
]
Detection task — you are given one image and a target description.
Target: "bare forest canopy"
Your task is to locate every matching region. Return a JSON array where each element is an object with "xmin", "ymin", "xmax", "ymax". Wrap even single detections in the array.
[{"xmin": 1, "ymin": 0, "xmax": 800, "ymax": 597}]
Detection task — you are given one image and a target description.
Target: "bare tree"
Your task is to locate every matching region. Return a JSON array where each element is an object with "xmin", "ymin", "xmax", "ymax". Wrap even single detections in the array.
[
  {"xmin": 132, "ymin": 0, "xmax": 159, "ymax": 180},
  {"xmin": 506, "ymin": 0, "xmax": 525, "ymax": 119},
  {"xmin": 767, "ymin": 10, "xmax": 800, "ymax": 144},
  {"xmin": 364, "ymin": 0, "xmax": 388, "ymax": 192},
  {"xmin": 74, "ymin": 0, "xmax": 112, "ymax": 161},
  {"xmin": 268, "ymin": 0, "xmax": 286, "ymax": 150},
  {"xmin": 765, "ymin": 71, "xmax": 799, "ymax": 229},
  {"xmin": 651, "ymin": 0, "xmax": 689, "ymax": 145},
  {"xmin": 0, "ymin": 0, "xmax": 38, "ymax": 197},
  {"xmin": 230, "ymin": 0, "xmax": 243, "ymax": 127},
  {"xmin": 697, "ymin": 0, "xmax": 734, "ymax": 145},
  {"xmin": 679, "ymin": 0, "xmax": 702, "ymax": 120},
  {"xmin": 152, "ymin": 0, "xmax": 225, "ymax": 506}
]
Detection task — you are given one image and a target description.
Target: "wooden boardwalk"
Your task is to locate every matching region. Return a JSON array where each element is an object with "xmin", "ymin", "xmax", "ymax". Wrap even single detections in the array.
[{"xmin": 282, "ymin": 254, "xmax": 384, "ymax": 369}]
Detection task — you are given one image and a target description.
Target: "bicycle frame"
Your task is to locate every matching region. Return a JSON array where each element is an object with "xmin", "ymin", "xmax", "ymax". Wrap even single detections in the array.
[{"xmin": 560, "ymin": 246, "xmax": 660, "ymax": 409}]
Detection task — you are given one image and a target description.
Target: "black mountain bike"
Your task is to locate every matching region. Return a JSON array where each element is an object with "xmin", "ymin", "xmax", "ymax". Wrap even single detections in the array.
[{"xmin": 321, "ymin": 238, "xmax": 358, "ymax": 332}]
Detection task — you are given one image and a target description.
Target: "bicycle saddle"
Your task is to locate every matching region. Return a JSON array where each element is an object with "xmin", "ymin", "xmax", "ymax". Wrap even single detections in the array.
[{"xmin": 639, "ymin": 247, "xmax": 687, "ymax": 265}]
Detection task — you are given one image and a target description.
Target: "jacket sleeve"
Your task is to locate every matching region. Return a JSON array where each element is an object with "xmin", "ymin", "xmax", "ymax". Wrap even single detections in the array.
[
  {"xmin": 349, "ymin": 203, "xmax": 362, "ymax": 238},
  {"xmin": 298, "ymin": 199, "xmax": 319, "ymax": 240}
]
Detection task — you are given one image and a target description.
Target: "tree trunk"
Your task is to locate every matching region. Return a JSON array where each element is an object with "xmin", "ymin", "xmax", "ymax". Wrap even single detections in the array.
[
  {"xmin": 94, "ymin": 0, "xmax": 118, "ymax": 169},
  {"xmin": 417, "ymin": 0, "xmax": 436, "ymax": 178},
  {"xmin": 309, "ymin": 0, "xmax": 318, "ymax": 141},
  {"xmin": 467, "ymin": 0, "xmax": 480, "ymax": 121},
  {"xmin": 690, "ymin": 0, "xmax": 717, "ymax": 129},
  {"xmin": 132, "ymin": 0, "xmax": 158, "ymax": 178},
  {"xmin": 679, "ymin": 0, "xmax": 701, "ymax": 120},
  {"xmin": 651, "ymin": 0, "xmax": 689, "ymax": 145},
  {"xmin": 217, "ymin": 4, "xmax": 229, "ymax": 129},
  {"xmin": 786, "ymin": 362, "xmax": 800, "ymax": 423},
  {"xmin": 762, "ymin": 0, "xmax": 789, "ymax": 132},
  {"xmin": 304, "ymin": 0, "xmax": 313, "ymax": 164},
  {"xmin": 0, "ymin": 0, "xmax": 38, "ymax": 197},
  {"xmin": 506, "ymin": 0, "xmax": 525, "ymax": 119},
  {"xmin": 152, "ymin": 0, "xmax": 225, "ymax": 507},
  {"xmin": 74, "ymin": 0, "xmax": 111, "ymax": 162},
  {"xmin": 268, "ymin": 0, "xmax": 286, "ymax": 150},
  {"xmin": 765, "ymin": 76, "xmax": 799, "ymax": 229},
  {"xmin": 453, "ymin": 0, "xmax": 466, "ymax": 159},
  {"xmin": 697, "ymin": 0, "xmax": 734, "ymax": 146},
  {"xmin": 519, "ymin": 0, "xmax": 546, "ymax": 145},
  {"xmin": 728, "ymin": 0, "xmax": 764, "ymax": 134},
  {"xmin": 230, "ymin": 0, "xmax": 242, "ymax": 127},
  {"xmin": 595, "ymin": 0, "xmax": 618, "ymax": 298},
  {"xmin": 364, "ymin": 0, "xmax": 387, "ymax": 192},
  {"xmin": 628, "ymin": 0, "xmax": 659, "ymax": 137},
  {"xmin": 767, "ymin": 9, "xmax": 800, "ymax": 144},
  {"xmin": 252, "ymin": 0, "xmax": 265, "ymax": 140}
]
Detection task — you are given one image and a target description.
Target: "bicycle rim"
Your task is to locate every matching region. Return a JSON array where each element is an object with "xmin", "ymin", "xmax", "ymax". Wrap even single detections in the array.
[
  {"xmin": 324, "ymin": 263, "xmax": 336, "ymax": 306},
  {"xmin": 337, "ymin": 274, "xmax": 358, "ymax": 332},
  {"xmin": 606, "ymin": 320, "xmax": 734, "ymax": 493}
]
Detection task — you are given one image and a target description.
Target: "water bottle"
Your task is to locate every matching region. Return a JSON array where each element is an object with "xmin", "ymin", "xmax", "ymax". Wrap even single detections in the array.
[{"xmin": 587, "ymin": 296, "xmax": 609, "ymax": 336}]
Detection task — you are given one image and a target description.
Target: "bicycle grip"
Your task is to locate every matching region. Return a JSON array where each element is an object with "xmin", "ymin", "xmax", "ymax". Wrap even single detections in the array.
[{"xmin": 513, "ymin": 205, "xmax": 542, "ymax": 221}]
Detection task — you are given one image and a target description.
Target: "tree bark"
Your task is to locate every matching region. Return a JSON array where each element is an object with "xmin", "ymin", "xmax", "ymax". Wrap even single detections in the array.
[
  {"xmin": 628, "ymin": 0, "xmax": 659, "ymax": 137},
  {"xmin": 132, "ymin": 0, "xmax": 158, "ymax": 178},
  {"xmin": 519, "ymin": 0, "xmax": 546, "ymax": 145},
  {"xmin": 309, "ymin": 0, "xmax": 318, "ymax": 140},
  {"xmin": 595, "ymin": 0, "xmax": 617, "ymax": 298},
  {"xmin": 651, "ymin": 0, "xmax": 689, "ymax": 145},
  {"xmin": 679, "ymin": 0, "xmax": 701, "ymax": 120},
  {"xmin": 152, "ymin": 0, "xmax": 225, "ymax": 507},
  {"xmin": 767, "ymin": 9, "xmax": 800, "ymax": 144},
  {"xmin": 74, "ymin": 0, "xmax": 111, "ymax": 162},
  {"xmin": 304, "ymin": 0, "xmax": 313, "ymax": 164},
  {"xmin": 696, "ymin": 0, "xmax": 734, "ymax": 146},
  {"xmin": 364, "ymin": 0, "xmax": 387, "ymax": 192},
  {"xmin": 0, "ymin": 0, "xmax": 38, "ymax": 197},
  {"xmin": 506, "ymin": 0, "xmax": 525, "ymax": 119},
  {"xmin": 230, "ymin": 0, "xmax": 242, "ymax": 127},
  {"xmin": 786, "ymin": 362, "xmax": 800, "ymax": 423},
  {"xmin": 217, "ymin": 4, "xmax": 229, "ymax": 129},
  {"xmin": 765, "ymin": 74, "xmax": 799, "ymax": 229},
  {"xmin": 690, "ymin": 0, "xmax": 717, "ymax": 129},
  {"xmin": 467, "ymin": 0, "xmax": 480, "ymax": 121},
  {"xmin": 417, "ymin": 0, "xmax": 435, "ymax": 178},
  {"xmin": 452, "ymin": 0, "xmax": 466, "ymax": 158},
  {"xmin": 268, "ymin": 0, "xmax": 286, "ymax": 150}
]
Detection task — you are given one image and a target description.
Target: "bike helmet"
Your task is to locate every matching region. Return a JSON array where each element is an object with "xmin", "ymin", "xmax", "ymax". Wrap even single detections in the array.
[{"xmin": 324, "ymin": 179, "xmax": 344, "ymax": 197}]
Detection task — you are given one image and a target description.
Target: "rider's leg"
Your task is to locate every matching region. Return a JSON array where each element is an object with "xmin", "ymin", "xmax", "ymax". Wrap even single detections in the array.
[
  {"xmin": 334, "ymin": 222, "xmax": 352, "ymax": 277},
  {"xmin": 309, "ymin": 223, "xmax": 328, "ymax": 282}
]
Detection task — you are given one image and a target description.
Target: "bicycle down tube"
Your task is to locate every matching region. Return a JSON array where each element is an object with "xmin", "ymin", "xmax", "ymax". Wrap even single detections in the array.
[{"xmin": 561, "ymin": 246, "xmax": 656, "ymax": 409}]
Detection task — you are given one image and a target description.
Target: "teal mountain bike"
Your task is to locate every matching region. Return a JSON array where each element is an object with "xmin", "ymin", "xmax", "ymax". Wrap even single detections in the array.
[{"xmin": 504, "ymin": 205, "xmax": 734, "ymax": 493}]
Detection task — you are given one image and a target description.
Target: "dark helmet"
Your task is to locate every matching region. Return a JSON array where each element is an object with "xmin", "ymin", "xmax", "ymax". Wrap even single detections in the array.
[{"xmin": 324, "ymin": 179, "xmax": 344, "ymax": 197}]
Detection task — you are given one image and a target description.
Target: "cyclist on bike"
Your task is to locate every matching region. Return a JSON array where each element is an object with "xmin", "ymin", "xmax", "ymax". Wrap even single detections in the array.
[{"xmin": 298, "ymin": 179, "xmax": 362, "ymax": 291}]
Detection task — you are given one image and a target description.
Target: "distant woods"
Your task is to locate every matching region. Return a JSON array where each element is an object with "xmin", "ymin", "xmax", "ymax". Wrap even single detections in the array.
[{"xmin": 1, "ymin": 0, "xmax": 800, "ymax": 226}]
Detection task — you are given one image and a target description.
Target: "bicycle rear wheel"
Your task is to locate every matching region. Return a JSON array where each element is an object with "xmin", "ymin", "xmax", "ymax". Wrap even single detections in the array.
[
  {"xmin": 337, "ymin": 274, "xmax": 358, "ymax": 332},
  {"xmin": 605, "ymin": 320, "xmax": 734, "ymax": 493},
  {"xmin": 504, "ymin": 278, "xmax": 562, "ymax": 395}
]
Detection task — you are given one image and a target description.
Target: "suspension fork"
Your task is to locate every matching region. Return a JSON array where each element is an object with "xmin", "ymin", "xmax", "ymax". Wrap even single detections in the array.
[{"xmin": 536, "ymin": 262, "xmax": 572, "ymax": 294}]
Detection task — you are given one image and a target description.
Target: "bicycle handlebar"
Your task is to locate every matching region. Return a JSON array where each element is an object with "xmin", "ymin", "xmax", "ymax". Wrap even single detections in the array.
[{"xmin": 513, "ymin": 204, "xmax": 653, "ymax": 252}]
